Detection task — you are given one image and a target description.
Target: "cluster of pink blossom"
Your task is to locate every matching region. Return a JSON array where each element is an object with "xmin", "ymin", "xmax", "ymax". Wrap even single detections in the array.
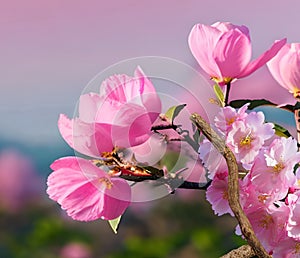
[
  {"xmin": 201, "ymin": 104, "xmax": 300, "ymax": 256},
  {"xmin": 47, "ymin": 19, "xmax": 300, "ymax": 256}
]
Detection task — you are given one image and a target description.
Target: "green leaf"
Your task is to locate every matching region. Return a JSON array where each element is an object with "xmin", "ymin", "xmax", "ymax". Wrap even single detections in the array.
[
  {"xmin": 165, "ymin": 104, "xmax": 187, "ymax": 124},
  {"xmin": 213, "ymin": 84, "xmax": 225, "ymax": 107},
  {"xmin": 273, "ymin": 123, "xmax": 292, "ymax": 138},
  {"xmin": 108, "ymin": 216, "xmax": 122, "ymax": 234},
  {"xmin": 229, "ymin": 99, "xmax": 276, "ymax": 110}
]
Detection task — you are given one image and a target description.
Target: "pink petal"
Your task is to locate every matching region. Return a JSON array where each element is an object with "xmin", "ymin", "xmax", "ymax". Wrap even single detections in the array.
[
  {"xmin": 279, "ymin": 44, "xmax": 300, "ymax": 93},
  {"xmin": 78, "ymin": 93, "xmax": 102, "ymax": 123},
  {"xmin": 239, "ymin": 38, "xmax": 287, "ymax": 78},
  {"xmin": 188, "ymin": 24, "xmax": 222, "ymax": 78},
  {"xmin": 267, "ymin": 44, "xmax": 290, "ymax": 89},
  {"xmin": 58, "ymin": 114, "xmax": 115, "ymax": 157},
  {"xmin": 213, "ymin": 29, "xmax": 251, "ymax": 79},
  {"xmin": 47, "ymin": 157, "xmax": 131, "ymax": 221},
  {"xmin": 212, "ymin": 22, "xmax": 250, "ymax": 39}
]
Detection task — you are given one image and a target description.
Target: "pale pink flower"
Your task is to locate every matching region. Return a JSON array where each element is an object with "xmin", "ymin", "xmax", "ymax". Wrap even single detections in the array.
[
  {"xmin": 188, "ymin": 21, "xmax": 286, "ymax": 84},
  {"xmin": 287, "ymin": 192, "xmax": 300, "ymax": 240},
  {"xmin": 226, "ymin": 111, "xmax": 274, "ymax": 165},
  {"xmin": 198, "ymin": 139, "xmax": 226, "ymax": 179},
  {"xmin": 267, "ymin": 43, "xmax": 300, "ymax": 98},
  {"xmin": 59, "ymin": 66, "xmax": 161, "ymax": 157},
  {"xmin": 214, "ymin": 103, "xmax": 249, "ymax": 133},
  {"xmin": 272, "ymin": 237, "xmax": 300, "ymax": 258},
  {"xmin": 47, "ymin": 157, "xmax": 131, "ymax": 221},
  {"xmin": 244, "ymin": 204, "xmax": 290, "ymax": 253},
  {"xmin": 206, "ymin": 171, "xmax": 234, "ymax": 216},
  {"xmin": 250, "ymin": 137, "xmax": 299, "ymax": 198}
]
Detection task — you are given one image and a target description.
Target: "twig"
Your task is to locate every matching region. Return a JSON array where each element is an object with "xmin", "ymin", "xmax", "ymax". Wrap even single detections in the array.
[
  {"xmin": 293, "ymin": 101, "xmax": 300, "ymax": 150},
  {"xmin": 220, "ymin": 245, "xmax": 256, "ymax": 258},
  {"xmin": 190, "ymin": 113, "xmax": 271, "ymax": 258}
]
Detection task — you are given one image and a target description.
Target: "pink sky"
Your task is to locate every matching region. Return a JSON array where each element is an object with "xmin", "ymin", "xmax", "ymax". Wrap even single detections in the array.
[{"xmin": 1, "ymin": 0, "xmax": 300, "ymax": 144}]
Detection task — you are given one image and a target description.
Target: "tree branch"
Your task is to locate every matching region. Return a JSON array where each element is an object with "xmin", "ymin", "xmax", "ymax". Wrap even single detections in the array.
[
  {"xmin": 190, "ymin": 113, "xmax": 271, "ymax": 258},
  {"xmin": 220, "ymin": 245, "xmax": 256, "ymax": 258}
]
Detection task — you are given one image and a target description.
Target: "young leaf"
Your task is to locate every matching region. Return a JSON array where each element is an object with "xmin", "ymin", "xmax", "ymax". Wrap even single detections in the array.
[
  {"xmin": 273, "ymin": 123, "xmax": 292, "ymax": 138},
  {"xmin": 165, "ymin": 104, "xmax": 187, "ymax": 124},
  {"xmin": 108, "ymin": 216, "xmax": 122, "ymax": 234},
  {"xmin": 213, "ymin": 84, "xmax": 225, "ymax": 107}
]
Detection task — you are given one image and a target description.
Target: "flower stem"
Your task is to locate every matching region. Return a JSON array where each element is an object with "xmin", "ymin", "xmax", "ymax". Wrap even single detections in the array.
[{"xmin": 224, "ymin": 82, "xmax": 231, "ymax": 106}]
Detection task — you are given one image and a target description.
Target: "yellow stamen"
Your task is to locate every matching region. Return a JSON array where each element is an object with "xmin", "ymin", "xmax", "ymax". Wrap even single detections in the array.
[
  {"xmin": 239, "ymin": 135, "xmax": 252, "ymax": 147},
  {"xmin": 259, "ymin": 214, "xmax": 273, "ymax": 229},
  {"xmin": 222, "ymin": 190, "xmax": 228, "ymax": 200},
  {"xmin": 293, "ymin": 243, "xmax": 300, "ymax": 254},
  {"xmin": 272, "ymin": 162, "xmax": 285, "ymax": 173},
  {"xmin": 99, "ymin": 177, "xmax": 113, "ymax": 190}
]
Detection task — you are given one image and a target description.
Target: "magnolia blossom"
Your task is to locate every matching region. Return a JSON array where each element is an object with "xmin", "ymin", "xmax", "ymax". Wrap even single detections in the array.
[
  {"xmin": 267, "ymin": 43, "xmax": 300, "ymax": 98},
  {"xmin": 59, "ymin": 66, "xmax": 161, "ymax": 157},
  {"xmin": 47, "ymin": 157, "xmax": 131, "ymax": 221},
  {"xmin": 188, "ymin": 21, "xmax": 286, "ymax": 84}
]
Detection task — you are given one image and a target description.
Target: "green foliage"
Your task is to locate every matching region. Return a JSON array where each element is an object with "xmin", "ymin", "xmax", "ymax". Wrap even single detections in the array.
[
  {"xmin": 165, "ymin": 104, "xmax": 187, "ymax": 124},
  {"xmin": 108, "ymin": 216, "xmax": 122, "ymax": 234},
  {"xmin": 213, "ymin": 83, "xmax": 225, "ymax": 107}
]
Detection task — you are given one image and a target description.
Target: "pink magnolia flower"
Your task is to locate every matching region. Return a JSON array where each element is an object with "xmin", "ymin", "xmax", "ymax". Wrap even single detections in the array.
[
  {"xmin": 226, "ymin": 111, "xmax": 274, "ymax": 165},
  {"xmin": 267, "ymin": 43, "xmax": 300, "ymax": 98},
  {"xmin": 59, "ymin": 66, "xmax": 161, "ymax": 157},
  {"xmin": 188, "ymin": 21, "xmax": 286, "ymax": 85},
  {"xmin": 47, "ymin": 157, "xmax": 131, "ymax": 221},
  {"xmin": 250, "ymin": 137, "xmax": 299, "ymax": 199}
]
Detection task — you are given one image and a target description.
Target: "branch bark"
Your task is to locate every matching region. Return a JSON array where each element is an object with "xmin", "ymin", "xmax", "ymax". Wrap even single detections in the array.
[
  {"xmin": 220, "ymin": 245, "xmax": 256, "ymax": 258},
  {"xmin": 190, "ymin": 113, "xmax": 271, "ymax": 258}
]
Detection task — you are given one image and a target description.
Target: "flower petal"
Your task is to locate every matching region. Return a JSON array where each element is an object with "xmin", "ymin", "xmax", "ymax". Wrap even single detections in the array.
[
  {"xmin": 47, "ymin": 157, "xmax": 131, "ymax": 221},
  {"xmin": 239, "ymin": 38, "xmax": 287, "ymax": 78},
  {"xmin": 188, "ymin": 24, "xmax": 222, "ymax": 78},
  {"xmin": 213, "ymin": 29, "xmax": 251, "ymax": 79}
]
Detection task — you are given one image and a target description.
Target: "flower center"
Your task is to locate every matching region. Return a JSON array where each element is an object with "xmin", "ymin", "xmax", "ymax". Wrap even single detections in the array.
[
  {"xmin": 259, "ymin": 214, "xmax": 273, "ymax": 229},
  {"xmin": 293, "ymin": 243, "xmax": 300, "ymax": 254},
  {"xmin": 272, "ymin": 162, "xmax": 285, "ymax": 173},
  {"xmin": 99, "ymin": 177, "xmax": 113, "ymax": 190},
  {"xmin": 226, "ymin": 117, "xmax": 236, "ymax": 126},
  {"xmin": 239, "ymin": 134, "xmax": 252, "ymax": 147}
]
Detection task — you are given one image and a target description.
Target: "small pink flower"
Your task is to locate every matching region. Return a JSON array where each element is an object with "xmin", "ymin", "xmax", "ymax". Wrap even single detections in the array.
[
  {"xmin": 214, "ymin": 103, "xmax": 249, "ymax": 133},
  {"xmin": 188, "ymin": 21, "xmax": 286, "ymax": 84},
  {"xmin": 245, "ymin": 204, "xmax": 290, "ymax": 253},
  {"xmin": 250, "ymin": 137, "xmax": 299, "ymax": 199},
  {"xmin": 268, "ymin": 43, "xmax": 300, "ymax": 98},
  {"xmin": 47, "ymin": 157, "xmax": 131, "ymax": 221},
  {"xmin": 59, "ymin": 67, "xmax": 161, "ymax": 157},
  {"xmin": 206, "ymin": 171, "xmax": 234, "ymax": 216},
  {"xmin": 226, "ymin": 111, "xmax": 274, "ymax": 165},
  {"xmin": 287, "ymin": 192, "xmax": 300, "ymax": 240}
]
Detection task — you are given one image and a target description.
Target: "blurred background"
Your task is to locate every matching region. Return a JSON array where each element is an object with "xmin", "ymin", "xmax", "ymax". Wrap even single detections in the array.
[{"xmin": 1, "ymin": 0, "xmax": 300, "ymax": 257}]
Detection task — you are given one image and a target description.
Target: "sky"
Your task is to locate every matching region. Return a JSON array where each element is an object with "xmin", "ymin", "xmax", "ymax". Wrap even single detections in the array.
[{"xmin": 1, "ymin": 0, "xmax": 300, "ymax": 146}]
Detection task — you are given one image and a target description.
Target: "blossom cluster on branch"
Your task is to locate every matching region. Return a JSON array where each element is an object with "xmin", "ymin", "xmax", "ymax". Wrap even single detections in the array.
[{"xmin": 46, "ymin": 21, "xmax": 300, "ymax": 257}]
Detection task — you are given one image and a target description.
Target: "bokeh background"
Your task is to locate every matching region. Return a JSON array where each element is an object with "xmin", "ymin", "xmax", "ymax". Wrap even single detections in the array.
[{"xmin": 1, "ymin": 1, "xmax": 300, "ymax": 257}]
